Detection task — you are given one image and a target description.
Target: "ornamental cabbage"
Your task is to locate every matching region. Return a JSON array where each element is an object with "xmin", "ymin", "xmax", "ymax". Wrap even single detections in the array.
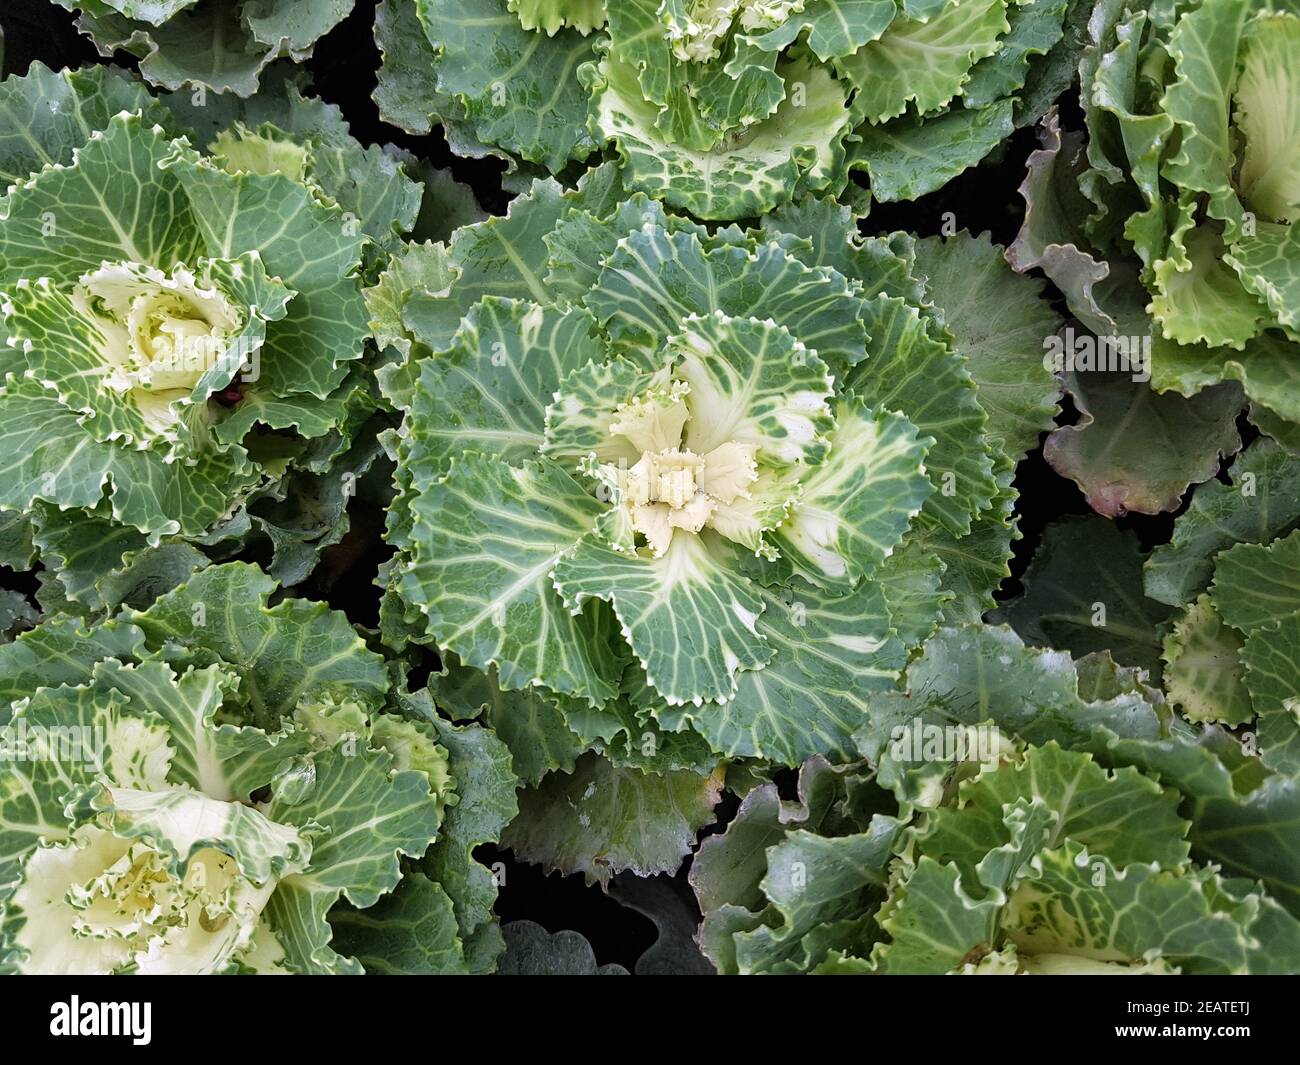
[
  {"xmin": 5, "ymin": 0, "xmax": 1300, "ymax": 982},
  {"xmin": 371, "ymin": 166, "xmax": 1054, "ymax": 766},
  {"xmin": 694, "ymin": 625, "xmax": 1300, "ymax": 974},
  {"xmin": 376, "ymin": 0, "xmax": 1091, "ymax": 218},
  {"xmin": 0, "ymin": 562, "xmax": 513, "ymax": 974},
  {"xmin": 0, "ymin": 63, "xmax": 427, "ymax": 599},
  {"xmin": 1012, "ymin": 0, "xmax": 1300, "ymax": 433}
]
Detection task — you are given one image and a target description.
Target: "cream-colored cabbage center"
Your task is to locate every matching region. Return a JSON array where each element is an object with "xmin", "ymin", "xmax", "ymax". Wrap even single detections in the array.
[
  {"xmin": 14, "ymin": 826, "xmax": 276, "ymax": 974},
  {"xmin": 77, "ymin": 261, "xmax": 243, "ymax": 434},
  {"xmin": 604, "ymin": 381, "xmax": 759, "ymax": 556}
]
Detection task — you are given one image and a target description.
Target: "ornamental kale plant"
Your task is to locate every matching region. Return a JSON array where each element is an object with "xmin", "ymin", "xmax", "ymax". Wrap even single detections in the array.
[
  {"xmin": 0, "ymin": 563, "xmax": 514, "ymax": 974},
  {"xmin": 1, "ymin": 0, "xmax": 1298, "ymax": 980},
  {"xmin": 1012, "ymin": 0, "xmax": 1300, "ymax": 430},
  {"xmin": 377, "ymin": 0, "xmax": 1090, "ymax": 217},
  {"xmin": 373, "ymin": 168, "xmax": 1044, "ymax": 767},
  {"xmin": 0, "ymin": 61, "xmax": 427, "ymax": 603}
]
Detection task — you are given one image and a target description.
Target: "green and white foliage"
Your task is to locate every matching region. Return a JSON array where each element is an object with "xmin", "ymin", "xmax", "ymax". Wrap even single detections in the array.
[
  {"xmin": 372, "ymin": 167, "xmax": 1043, "ymax": 766},
  {"xmin": 0, "ymin": 64, "xmax": 431, "ymax": 584},
  {"xmin": 12, "ymin": 0, "xmax": 1300, "ymax": 980},
  {"xmin": 0, "ymin": 562, "xmax": 515, "ymax": 974},
  {"xmin": 1011, "ymin": 0, "xmax": 1300, "ymax": 446},
  {"xmin": 385, "ymin": 0, "xmax": 1091, "ymax": 218},
  {"xmin": 51, "ymin": 0, "xmax": 357, "ymax": 96},
  {"xmin": 695, "ymin": 625, "xmax": 1300, "ymax": 974}
]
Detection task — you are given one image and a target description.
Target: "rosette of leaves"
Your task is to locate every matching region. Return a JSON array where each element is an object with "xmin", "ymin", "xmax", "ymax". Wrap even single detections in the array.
[
  {"xmin": 1010, "ymin": 0, "xmax": 1300, "ymax": 438},
  {"xmin": 0, "ymin": 562, "xmax": 518, "ymax": 974},
  {"xmin": 378, "ymin": 0, "xmax": 1090, "ymax": 219},
  {"xmin": 694, "ymin": 623, "xmax": 1300, "ymax": 973},
  {"xmin": 0, "ymin": 64, "xmax": 433, "ymax": 600},
  {"xmin": 49, "ymin": 0, "xmax": 356, "ymax": 96},
  {"xmin": 368, "ymin": 164, "xmax": 1056, "ymax": 767}
]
